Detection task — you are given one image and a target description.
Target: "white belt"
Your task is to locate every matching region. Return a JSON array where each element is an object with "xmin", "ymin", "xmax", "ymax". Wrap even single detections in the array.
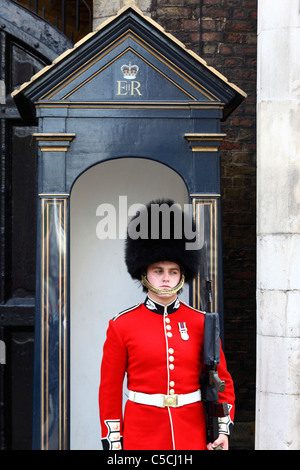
[{"xmin": 128, "ymin": 389, "xmax": 201, "ymax": 408}]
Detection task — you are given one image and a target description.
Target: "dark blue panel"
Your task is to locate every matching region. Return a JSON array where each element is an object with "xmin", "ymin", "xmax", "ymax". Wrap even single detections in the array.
[{"xmin": 193, "ymin": 153, "xmax": 221, "ymax": 194}]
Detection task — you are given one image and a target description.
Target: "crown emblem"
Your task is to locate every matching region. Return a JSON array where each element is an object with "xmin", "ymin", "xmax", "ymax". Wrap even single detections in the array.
[{"xmin": 121, "ymin": 62, "xmax": 139, "ymax": 79}]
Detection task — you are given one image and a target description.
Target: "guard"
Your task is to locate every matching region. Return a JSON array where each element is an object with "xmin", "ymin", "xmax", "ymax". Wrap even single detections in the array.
[{"xmin": 99, "ymin": 199, "xmax": 235, "ymax": 450}]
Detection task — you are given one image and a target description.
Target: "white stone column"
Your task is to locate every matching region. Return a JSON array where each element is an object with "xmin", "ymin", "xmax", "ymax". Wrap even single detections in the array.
[
  {"xmin": 256, "ymin": 0, "xmax": 300, "ymax": 450},
  {"xmin": 93, "ymin": 0, "xmax": 151, "ymax": 30}
]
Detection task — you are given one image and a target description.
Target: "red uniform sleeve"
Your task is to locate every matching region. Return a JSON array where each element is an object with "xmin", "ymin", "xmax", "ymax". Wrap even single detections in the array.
[
  {"xmin": 216, "ymin": 341, "xmax": 235, "ymax": 435},
  {"xmin": 99, "ymin": 319, "xmax": 127, "ymax": 450}
]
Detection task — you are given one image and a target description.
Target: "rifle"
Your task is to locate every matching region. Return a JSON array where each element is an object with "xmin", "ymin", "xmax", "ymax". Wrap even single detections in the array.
[{"xmin": 201, "ymin": 281, "xmax": 229, "ymax": 447}]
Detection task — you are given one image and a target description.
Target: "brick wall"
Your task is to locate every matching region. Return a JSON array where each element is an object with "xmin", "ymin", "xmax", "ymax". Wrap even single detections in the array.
[{"xmin": 151, "ymin": 0, "xmax": 257, "ymax": 449}]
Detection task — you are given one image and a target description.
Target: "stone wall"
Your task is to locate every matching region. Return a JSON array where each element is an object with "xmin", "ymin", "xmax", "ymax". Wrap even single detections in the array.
[
  {"xmin": 256, "ymin": 0, "xmax": 300, "ymax": 450},
  {"xmin": 93, "ymin": 0, "xmax": 151, "ymax": 28}
]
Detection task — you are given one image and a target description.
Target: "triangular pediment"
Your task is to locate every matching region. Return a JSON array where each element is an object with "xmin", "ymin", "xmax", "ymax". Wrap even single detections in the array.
[
  {"xmin": 42, "ymin": 35, "xmax": 216, "ymax": 103},
  {"xmin": 12, "ymin": 5, "xmax": 246, "ymax": 122}
]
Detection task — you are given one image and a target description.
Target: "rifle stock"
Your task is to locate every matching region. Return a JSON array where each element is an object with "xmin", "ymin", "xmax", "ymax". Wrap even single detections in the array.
[{"xmin": 201, "ymin": 308, "xmax": 229, "ymax": 444}]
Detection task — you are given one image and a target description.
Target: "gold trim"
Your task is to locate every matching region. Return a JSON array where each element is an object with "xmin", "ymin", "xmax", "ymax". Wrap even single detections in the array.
[
  {"xmin": 33, "ymin": 133, "xmax": 76, "ymax": 153},
  {"xmin": 63, "ymin": 199, "xmax": 67, "ymax": 450},
  {"xmin": 185, "ymin": 133, "xmax": 226, "ymax": 153},
  {"xmin": 131, "ymin": 36, "xmax": 218, "ymax": 101},
  {"xmin": 191, "ymin": 197, "xmax": 218, "ymax": 312},
  {"xmin": 40, "ymin": 146, "xmax": 69, "ymax": 152},
  {"xmin": 11, "ymin": 5, "xmax": 246, "ymax": 101},
  {"xmin": 61, "ymin": 46, "xmax": 199, "ymax": 102},
  {"xmin": 37, "ymin": 29, "xmax": 222, "ymax": 102},
  {"xmin": 41, "ymin": 197, "xmax": 68, "ymax": 450},
  {"xmin": 39, "ymin": 193, "xmax": 70, "ymax": 198},
  {"xmin": 39, "ymin": 31, "xmax": 221, "ymax": 102},
  {"xmin": 141, "ymin": 274, "xmax": 185, "ymax": 295},
  {"xmin": 190, "ymin": 193, "xmax": 221, "ymax": 197},
  {"xmin": 33, "ymin": 133, "xmax": 76, "ymax": 141},
  {"xmin": 185, "ymin": 133, "xmax": 227, "ymax": 141},
  {"xmin": 35, "ymin": 101, "xmax": 224, "ymax": 111},
  {"xmin": 191, "ymin": 147, "xmax": 219, "ymax": 152},
  {"xmin": 41, "ymin": 200, "xmax": 45, "ymax": 449}
]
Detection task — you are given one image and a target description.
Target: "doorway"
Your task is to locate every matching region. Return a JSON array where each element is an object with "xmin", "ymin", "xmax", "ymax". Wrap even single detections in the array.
[{"xmin": 70, "ymin": 157, "xmax": 189, "ymax": 449}]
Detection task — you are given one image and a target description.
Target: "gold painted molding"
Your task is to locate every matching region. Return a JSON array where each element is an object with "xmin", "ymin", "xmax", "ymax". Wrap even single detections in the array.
[
  {"xmin": 40, "ymin": 197, "xmax": 68, "ymax": 450},
  {"xmin": 185, "ymin": 133, "xmax": 227, "ymax": 140},
  {"xmin": 190, "ymin": 146, "xmax": 219, "ymax": 152},
  {"xmin": 11, "ymin": 5, "xmax": 246, "ymax": 101},
  {"xmin": 33, "ymin": 133, "xmax": 76, "ymax": 140},
  {"xmin": 185, "ymin": 133, "xmax": 226, "ymax": 153},
  {"xmin": 33, "ymin": 133, "xmax": 76, "ymax": 152},
  {"xmin": 35, "ymin": 101, "xmax": 224, "ymax": 111},
  {"xmin": 39, "ymin": 193, "xmax": 70, "ymax": 198},
  {"xmin": 190, "ymin": 196, "xmax": 218, "ymax": 312}
]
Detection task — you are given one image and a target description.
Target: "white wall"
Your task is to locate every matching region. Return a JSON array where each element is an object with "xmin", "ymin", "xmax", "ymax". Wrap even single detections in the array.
[
  {"xmin": 70, "ymin": 157, "xmax": 189, "ymax": 450},
  {"xmin": 256, "ymin": 0, "xmax": 300, "ymax": 450}
]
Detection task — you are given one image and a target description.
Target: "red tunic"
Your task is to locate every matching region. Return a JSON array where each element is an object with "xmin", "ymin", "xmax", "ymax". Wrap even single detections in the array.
[{"xmin": 99, "ymin": 297, "xmax": 235, "ymax": 450}]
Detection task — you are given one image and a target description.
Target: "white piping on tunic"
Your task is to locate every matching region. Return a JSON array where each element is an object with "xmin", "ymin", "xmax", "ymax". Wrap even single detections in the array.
[
  {"xmin": 113, "ymin": 303, "xmax": 141, "ymax": 321},
  {"xmin": 163, "ymin": 307, "xmax": 176, "ymax": 450}
]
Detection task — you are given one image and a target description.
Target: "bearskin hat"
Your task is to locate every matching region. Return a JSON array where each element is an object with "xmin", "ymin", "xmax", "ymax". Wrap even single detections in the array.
[{"xmin": 125, "ymin": 199, "xmax": 200, "ymax": 283}]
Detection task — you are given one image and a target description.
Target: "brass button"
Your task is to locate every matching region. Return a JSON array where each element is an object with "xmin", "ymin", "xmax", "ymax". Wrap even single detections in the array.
[
  {"xmin": 169, "ymin": 389, "xmax": 175, "ymax": 395},
  {"xmin": 169, "ymin": 356, "xmax": 174, "ymax": 362},
  {"xmin": 166, "ymin": 325, "xmax": 171, "ymax": 331},
  {"xmin": 169, "ymin": 364, "xmax": 174, "ymax": 370},
  {"xmin": 165, "ymin": 318, "xmax": 170, "ymax": 323},
  {"xmin": 168, "ymin": 348, "xmax": 174, "ymax": 354},
  {"xmin": 167, "ymin": 332, "xmax": 172, "ymax": 337},
  {"xmin": 170, "ymin": 380, "xmax": 175, "ymax": 387}
]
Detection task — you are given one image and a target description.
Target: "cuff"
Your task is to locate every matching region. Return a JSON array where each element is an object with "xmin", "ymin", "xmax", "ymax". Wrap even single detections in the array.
[
  {"xmin": 102, "ymin": 436, "xmax": 123, "ymax": 450},
  {"xmin": 218, "ymin": 404, "xmax": 234, "ymax": 436},
  {"xmin": 102, "ymin": 419, "xmax": 122, "ymax": 450}
]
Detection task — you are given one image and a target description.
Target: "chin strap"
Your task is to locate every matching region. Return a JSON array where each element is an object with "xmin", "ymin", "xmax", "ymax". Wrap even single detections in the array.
[{"xmin": 141, "ymin": 274, "xmax": 185, "ymax": 295}]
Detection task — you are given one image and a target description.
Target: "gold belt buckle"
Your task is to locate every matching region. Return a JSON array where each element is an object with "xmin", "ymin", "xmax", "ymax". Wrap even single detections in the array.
[{"xmin": 162, "ymin": 394, "xmax": 178, "ymax": 407}]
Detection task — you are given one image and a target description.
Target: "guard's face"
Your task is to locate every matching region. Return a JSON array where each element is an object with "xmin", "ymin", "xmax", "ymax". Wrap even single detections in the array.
[{"xmin": 146, "ymin": 261, "xmax": 181, "ymax": 301}]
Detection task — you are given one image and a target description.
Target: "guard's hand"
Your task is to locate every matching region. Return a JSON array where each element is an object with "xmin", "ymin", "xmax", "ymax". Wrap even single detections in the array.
[{"xmin": 207, "ymin": 434, "xmax": 229, "ymax": 450}]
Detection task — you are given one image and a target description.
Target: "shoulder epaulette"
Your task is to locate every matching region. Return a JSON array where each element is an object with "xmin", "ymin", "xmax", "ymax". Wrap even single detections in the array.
[
  {"xmin": 180, "ymin": 301, "xmax": 206, "ymax": 315},
  {"xmin": 113, "ymin": 303, "xmax": 141, "ymax": 321}
]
